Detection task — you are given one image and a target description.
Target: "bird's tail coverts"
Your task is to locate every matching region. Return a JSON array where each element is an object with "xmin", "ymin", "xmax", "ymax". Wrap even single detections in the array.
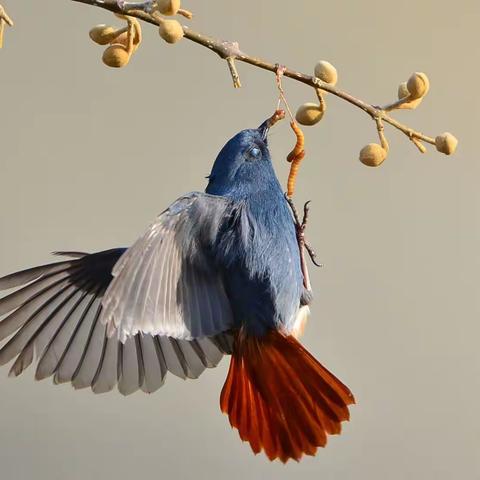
[{"xmin": 220, "ymin": 330, "xmax": 355, "ymax": 462}]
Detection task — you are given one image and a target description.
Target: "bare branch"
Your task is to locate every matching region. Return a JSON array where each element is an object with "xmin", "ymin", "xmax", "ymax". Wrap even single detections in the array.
[{"xmin": 69, "ymin": 0, "xmax": 449, "ymax": 155}]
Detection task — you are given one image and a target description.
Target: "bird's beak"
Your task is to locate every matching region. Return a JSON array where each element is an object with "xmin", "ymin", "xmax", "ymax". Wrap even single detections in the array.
[
  {"xmin": 258, "ymin": 120, "xmax": 271, "ymax": 141},
  {"xmin": 257, "ymin": 109, "xmax": 286, "ymax": 141}
]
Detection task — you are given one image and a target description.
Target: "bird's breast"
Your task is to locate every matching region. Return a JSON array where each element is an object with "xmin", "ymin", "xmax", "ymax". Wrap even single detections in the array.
[{"xmin": 216, "ymin": 195, "xmax": 304, "ymax": 336}]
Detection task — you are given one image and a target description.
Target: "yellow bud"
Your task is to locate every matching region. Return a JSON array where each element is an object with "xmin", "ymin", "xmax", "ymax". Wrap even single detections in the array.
[
  {"xmin": 398, "ymin": 82, "xmax": 409, "ymax": 99},
  {"xmin": 406, "ymin": 72, "xmax": 430, "ymax": 100},
  {"xmin": 157, "ymin": 0, "xmax": 181, "ymax": 16},
  {"xmin": 102, "ymin": 44, "xmax": 131, "ymax": 68},
  {"xmin": 114, "ymin": 30, "xmax": 141, "ymax": 53},
  {"xmin": 89, "ymin": 25, "xmax": 120, "ymax": 45},
  {"xmin": 395, "ymin": 81, "xmax": 423, "ymax": 109},
  {"xmin": 435, "ymin": 132, "xmax": 458, "ymax": 155},
  {"xmin": 295, "ymin": 103, "xmax": 324, "ymax": 126},
  {"xmin": 359, "ymin": 143, "xmax": 387, "ymax": 167},
  {"xmin": 314, "ymin": 60, "xmax": 338, "ymax": 85},
  {"xmin": 159, "ymin": 19, "xmax": 184, "ymax": 44}
]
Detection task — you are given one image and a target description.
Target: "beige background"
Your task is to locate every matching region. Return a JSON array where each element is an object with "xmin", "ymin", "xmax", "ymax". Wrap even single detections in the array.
[{"xmin": 0, "ymin": 1, "xmax": 479, "ymax": 479}]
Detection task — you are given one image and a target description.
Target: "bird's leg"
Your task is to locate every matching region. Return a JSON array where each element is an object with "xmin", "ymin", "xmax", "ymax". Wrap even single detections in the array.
[
  {"xmin": 116, "ymin": 0, "xmax": 156, "ymax": 12},
  {"xmin": 286, "ymin": 196, "xmax": 323, "ymax": 290},
  {"xmin": 300, "ymin": 201, "xmax": 323, "ymax": 268}
]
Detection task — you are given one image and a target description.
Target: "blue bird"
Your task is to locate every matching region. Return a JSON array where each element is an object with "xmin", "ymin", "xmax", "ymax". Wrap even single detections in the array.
[{"xmin": 0, "ymin": 119, "xmax": 354, "ymax": 462}]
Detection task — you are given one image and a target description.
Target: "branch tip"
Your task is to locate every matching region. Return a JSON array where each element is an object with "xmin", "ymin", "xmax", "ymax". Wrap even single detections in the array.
[{"xmin": 226, "ymin": 57, "xmax": 242, "ymax": 88}]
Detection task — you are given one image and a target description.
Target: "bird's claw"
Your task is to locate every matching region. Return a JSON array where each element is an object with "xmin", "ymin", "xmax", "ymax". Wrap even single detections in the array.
[
  {"xmin": 304, "ymin": 241, "xmax": 324, "ymax": 268},
  {"xmin": 285, "ymin": 196, "xmax": 323, "ymax": 268}
]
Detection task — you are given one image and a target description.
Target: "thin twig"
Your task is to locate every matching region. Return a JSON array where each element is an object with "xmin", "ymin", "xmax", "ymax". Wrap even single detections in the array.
[
  {"xmin": 226, "ymin": 57, "xmax": 241, "ymax": 88},
  {"xmin": 375, "ymin": 116, "xmax": 389, "ymax": 152},
  {"xmin": 70, "ymin": 0, "xmax": 439, "ymax": 151},
  {"xmin": 0, "ymin": 4, "xmax": 12, "ymax": 25},
  {"xmin": 315, "ymin": 88, "xmax": 327, "ymax": 113},
  {"xmin": 178, "ymin": 8, "xmax": 193, "ymax": 19},
  {"xmin": 381, "ymin": 96, "xmax": 414, "ymax": 112},
  {"xmin": 0, "ymin": 3, "xmax": 13, "ymax": 49}
]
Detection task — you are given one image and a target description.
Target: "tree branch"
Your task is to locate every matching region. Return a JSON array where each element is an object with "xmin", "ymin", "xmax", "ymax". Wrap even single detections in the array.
[
  {"xmin": 0, "ymin": 3, "xmax": 13, "ymax": 49},
  {"xmin": 70, "ymin": 0, "xmax": 449, "ymax": 155}
]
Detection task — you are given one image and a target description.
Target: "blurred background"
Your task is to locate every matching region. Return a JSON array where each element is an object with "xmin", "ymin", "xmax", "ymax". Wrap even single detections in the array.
[{"xmin": 0, "ymin": 1, "xmax": 479, "ymax": 479}]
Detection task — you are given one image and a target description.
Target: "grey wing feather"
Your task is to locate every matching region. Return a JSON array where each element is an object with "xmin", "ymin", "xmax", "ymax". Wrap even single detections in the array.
[
  {"xmin": 0, "ymin": 222, "xmax": 233, "ymax": 395},
  {"xmin": 101, "ymin": 192, "xmax": 235, "ymax": 342}
]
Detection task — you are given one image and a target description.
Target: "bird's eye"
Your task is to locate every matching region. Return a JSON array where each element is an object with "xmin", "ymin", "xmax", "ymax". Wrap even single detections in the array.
[{"xmin": 245, "ymin": 146, "xmax": 262, "ymax": 162}]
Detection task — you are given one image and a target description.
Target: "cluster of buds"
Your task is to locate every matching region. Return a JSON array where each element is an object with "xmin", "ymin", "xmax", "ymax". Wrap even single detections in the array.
[
  {"xmin": 295, "ymin": 60, "xmax": 338, "ymax": 126},
  {"xmin": 89, "ymin": 15, "xmax": 142, "ymax": 68},
  {"xmin": 294, "ymin": 62, "xmax": 457, "ymax": 168},
  {"xmin": 358, "ymin": 71, "xmax": 458, "ymax": 166},
  {"xmin": 87, "ymin": 0, "xmax": 192, "ymax": 67}
]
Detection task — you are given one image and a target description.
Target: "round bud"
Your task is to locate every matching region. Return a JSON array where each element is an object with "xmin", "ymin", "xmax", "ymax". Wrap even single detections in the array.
[
  {"xmin": 435, "ymin": 132, "xmax": 458, "ymax": 155},
  {"xmin": 158, "ymin": 20, "xmax": 184, "ymax": 44},
  {"xmin": 398, "ymin": 82, "xmax": 410, "ymax": 99},
  {"xmin": 314, "ymin": 61, "xmax": 338, "ymax": 85},
  {"xmin": 89, "ymin": 25, "xmax": 118, "ymax": 45},
  {"xmin": 102, "ymin": 44, "xmax": 131, "ymax": 68},
  {"xmin": 406, "ymin": 72, "xmax": 430, "ymax": 100},
  {"xmin": 157, "ymin": 0, "xmax": 181, "ymax": 16},
  {"xmin": 295, "ymin": 103, "xmax": 324, "ymax": 126},
  {"xmin": 397, "ymin": 81, "xmax": 424, "ymax": 109},
  {"xmin": 359, "ymin": 143, "xmax": 387, "ymax": 167}
]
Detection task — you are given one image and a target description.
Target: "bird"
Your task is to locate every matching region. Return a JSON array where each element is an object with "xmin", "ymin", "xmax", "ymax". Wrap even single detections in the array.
[{"xmin": 0, "ymin": 118, "xmax": 355, "ymax": 462}]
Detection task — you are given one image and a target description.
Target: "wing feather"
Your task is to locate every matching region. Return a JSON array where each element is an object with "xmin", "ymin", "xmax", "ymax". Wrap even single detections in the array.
[
  {"xmin": 0, "ymin": 260, "xmax": 73, "ymax": 290},
  {"xmin": 0, "ymin": 193, "xmax": 235, "ymax": 394},
  {"xmin": 101, "ymin": 193, "xmax": 235, "ymax": 342},
  {"xmin": 140, "ymin": 334, "xmax": 166, "ymax": 393}
]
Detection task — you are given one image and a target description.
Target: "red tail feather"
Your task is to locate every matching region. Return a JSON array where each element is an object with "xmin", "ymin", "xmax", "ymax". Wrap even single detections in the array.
[{"xmin": 220, "ymin": 330, "xmax": 355, "ymax": 462}]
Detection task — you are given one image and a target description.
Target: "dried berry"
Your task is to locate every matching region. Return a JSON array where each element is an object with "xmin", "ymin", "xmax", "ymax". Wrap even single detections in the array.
[
  {"xmin": 102, "ymin": 44, "xmax": 131, "ymax": 68},
  {"xmin": 314, "ymin": 61, "xmax": 338, "ymax": 86},
  {"xmin": 435, "ymin": 132, "xmax": 458, "ymax": 155},
  {"xmin": 407, "ymin": 72, "xmax": 430, "ymax": 100},
  {"xmin": 359, "ymin": 143, "xmax": 387, "ymax": 167},
  {"xmin": 295, "ymin": 103, "xmax": 324, "ymax": 126},
  {"xmin": 159, "ymin": 19, "xmax": 184, "ymax": 44},
  {"xmin": 89, "ymin": 25, "xmax": 122, "ymax": 45}
]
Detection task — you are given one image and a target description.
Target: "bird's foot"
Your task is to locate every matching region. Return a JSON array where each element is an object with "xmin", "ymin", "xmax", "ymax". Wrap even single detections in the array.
[{"xmin": 286, "ymin": 195, "xmax": 323, "ymax": 268}]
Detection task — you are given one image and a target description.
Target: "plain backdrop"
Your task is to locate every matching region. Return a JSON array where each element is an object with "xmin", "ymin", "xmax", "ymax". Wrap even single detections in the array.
[{"xmin": 0, "ymin": 1, "xmax": 479, "ymax": 479}]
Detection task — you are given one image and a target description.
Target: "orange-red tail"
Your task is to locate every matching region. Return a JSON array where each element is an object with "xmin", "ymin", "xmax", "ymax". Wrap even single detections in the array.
[{"xmin": 220, "ymin": 330, "xmax": 355, "ymax": 463}]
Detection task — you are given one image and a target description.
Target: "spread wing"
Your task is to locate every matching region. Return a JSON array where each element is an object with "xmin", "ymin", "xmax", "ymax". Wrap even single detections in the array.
[
  {"xmin": 0, "ymin": 248, "xmax": 233, "ymax": 396},
  {"xmin": 101, "ymin": 192, "xmax": 236, "ymax": 343}
]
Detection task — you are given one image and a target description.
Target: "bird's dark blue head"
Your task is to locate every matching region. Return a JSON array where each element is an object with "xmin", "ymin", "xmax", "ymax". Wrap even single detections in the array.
[{"xmin": 206, "ymin": 121, "xmax": 282, "ymax": 199}]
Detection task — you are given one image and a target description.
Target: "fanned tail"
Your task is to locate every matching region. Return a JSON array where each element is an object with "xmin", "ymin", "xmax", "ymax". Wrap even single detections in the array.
[{"xmin": 220, "ymin": 330, "xmax": 355, "ymax": 463}]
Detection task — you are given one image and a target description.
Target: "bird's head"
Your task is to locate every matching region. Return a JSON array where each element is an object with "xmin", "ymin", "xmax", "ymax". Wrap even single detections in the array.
[{"xmin": 206, "ymin": 117, "xmax": 282, "ymax": 198}]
